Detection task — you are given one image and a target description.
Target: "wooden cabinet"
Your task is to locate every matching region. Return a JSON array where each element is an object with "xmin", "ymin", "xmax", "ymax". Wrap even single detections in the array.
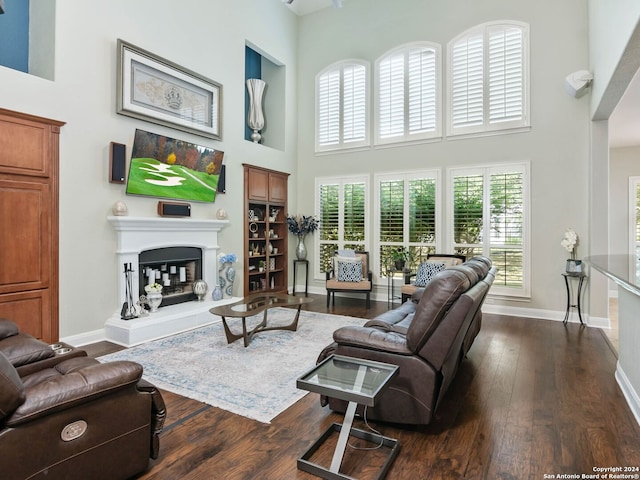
[
  {"xmin": 243, "ymin": 164, "xmax": 289, "ymax": 296},
  {"xmin": 0, "ymin": 109, "xmax": 64, "ymax": 342}
]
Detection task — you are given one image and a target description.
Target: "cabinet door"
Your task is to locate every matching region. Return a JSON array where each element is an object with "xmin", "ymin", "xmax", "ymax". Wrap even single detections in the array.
[
  {"xmin": 247, "ymin": 168, "xmax": 268, "ymax": 201},
  {"xmin": 269, "ymin": 172, "xmax": 287, "ymax": 203},
  {"xmin": 0, "ymin": 179, "xmax": 50, "ymax": 294},
  {"xmin": 0, "ymin": 112, "xmax": 51, "ymax": 177},
  {"xmin": 0, "ymin": 290, "xmax": 52, "ymax": 341}
]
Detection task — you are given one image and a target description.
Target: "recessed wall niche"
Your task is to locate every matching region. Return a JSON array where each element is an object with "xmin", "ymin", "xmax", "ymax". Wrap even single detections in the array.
[
  {"xmin": 244, "ymin": 42, "xmax": 286, "ymax": 151},
  {"xmin": 0, "ymin": 0, "xmax": 55, "ymax": 80}
]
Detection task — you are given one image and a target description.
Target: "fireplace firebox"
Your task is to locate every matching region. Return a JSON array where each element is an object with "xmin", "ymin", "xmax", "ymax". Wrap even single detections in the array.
[{"xmin": 139, "ymin": 247, "xmax": 202, "ymax": 308}]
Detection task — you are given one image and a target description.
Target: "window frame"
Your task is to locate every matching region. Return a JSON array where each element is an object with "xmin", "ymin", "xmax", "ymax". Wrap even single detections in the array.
[
  {"xmin": 374, "ymin": 41, "xmax": 442, "ymax": 147},
  {"xmin": 374, "ymin": 169, "xmax": 441, "ymax": 280},
  {"xmin": 314, "ymin": 175, "xmax": 370, "ymax": 279},
  {"xmin": 446, "ymin": 20, "xmax": 530, "ymax": 139},
  {"xmin": 315, "ymin": 59, "xmax": 371, "ymax": 153},
  {"xmin": 446, "ymin": 162, "xmax": 530, "ymax": 298}
]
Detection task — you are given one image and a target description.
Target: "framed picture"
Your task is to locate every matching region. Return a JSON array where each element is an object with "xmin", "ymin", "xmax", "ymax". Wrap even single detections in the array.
[{"xmin": 116, "ymin": 39, "xmax": 222, "ymax": 140}]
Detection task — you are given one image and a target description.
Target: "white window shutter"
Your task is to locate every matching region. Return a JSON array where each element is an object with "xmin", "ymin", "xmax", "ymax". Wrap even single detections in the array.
[
  {"xmin": 378, "ymin": 53, "xmax": 405, "ymax": 139},
  {"xmin": 408, "ymin": 48, "xmax": 437, "ymax": 134},
  {"xmin": 451, "ymin": 33, "xmax": 484, "ymax": 128},
  {"xmin": 343, "ymin": 64, "xmax": 367, "ymax": 143},
  {"xmin": 318, "ymin": 70, "xmax": 341, "ymax": 146},
  {"xmin": 488, "ymin": 26, "xmax": 524, "ymax": 124}
]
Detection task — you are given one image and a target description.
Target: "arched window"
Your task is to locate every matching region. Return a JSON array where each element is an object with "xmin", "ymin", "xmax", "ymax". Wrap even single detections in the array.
[
  {"xmin": 447, "ymin": 21, "xmax": 529, "ymax": 137},
  {"xmin": 375, "ymin": 42, "xmax": 442, "ymax": 145},
  {"xmin": 316, "ymin": 60, "xmax": 370, "ymax": 152}
]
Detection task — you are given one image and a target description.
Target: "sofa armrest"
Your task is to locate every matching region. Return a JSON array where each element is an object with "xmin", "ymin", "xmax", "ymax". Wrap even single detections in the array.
[
  {"xmin": 8, "ymin": 360, "xmax": 143, "ymax": 425},
  {"xmin": 333, "ymin": 326, "xmax": 412, "ymax": 355},
  {"xmin": 137, "ymin": 378, "xmax": 167, "ymax": 459}
]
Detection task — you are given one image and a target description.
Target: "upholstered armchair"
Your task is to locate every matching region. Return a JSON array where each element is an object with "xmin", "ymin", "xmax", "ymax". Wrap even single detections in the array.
[
  {"xmin": 401, "ymin": 253, "xmax": 466, "ymax": 302},
  {"xmin": 0, "ymin": 319, "xmax": 166, "ymax": 480},
  {"xmin": 326, "ymin": 251, "xmax": 373, "ymax": 308}
]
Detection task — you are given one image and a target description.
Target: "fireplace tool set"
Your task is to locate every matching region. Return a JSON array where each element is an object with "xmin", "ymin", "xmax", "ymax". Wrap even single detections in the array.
[{"xmin": 121, "ymin": 263, "xmax": 146, "ymax": 320}]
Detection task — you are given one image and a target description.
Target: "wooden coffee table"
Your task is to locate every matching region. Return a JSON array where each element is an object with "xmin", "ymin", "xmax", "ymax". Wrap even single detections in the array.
[{"xmin": 209, "ymin": 292, "xmax": 313, "ymax": 347}]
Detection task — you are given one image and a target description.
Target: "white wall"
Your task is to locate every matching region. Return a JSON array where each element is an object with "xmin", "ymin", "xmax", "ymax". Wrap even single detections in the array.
[
  {"xmin": 295, "ymin": 0, "xmax": 591, "ymax": 314},
  {"xmin": 0, "ymin": 0, "xmax": 298, "ymax": 339},
  {"xmin": 610, "ymin": 147, "xmax": 640, "ymax": 256}
]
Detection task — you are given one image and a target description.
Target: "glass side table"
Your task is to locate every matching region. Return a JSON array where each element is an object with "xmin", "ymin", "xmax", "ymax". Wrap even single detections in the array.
[{"xmin": 296, "ymin": 355, "xmax": 400, "ymax": 480}]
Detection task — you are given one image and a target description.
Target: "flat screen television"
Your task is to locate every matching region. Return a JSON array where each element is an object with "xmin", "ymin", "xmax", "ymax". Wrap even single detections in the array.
[{"xmin": 126, "ymin": 129, "xmax": 224, "ymax": 203}]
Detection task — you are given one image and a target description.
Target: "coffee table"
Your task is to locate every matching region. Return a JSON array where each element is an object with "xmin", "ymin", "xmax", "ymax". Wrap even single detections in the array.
[
  {"xmin": 296, "ymin": 355, "xmax": 400, "ymax": 480},
  {"xmin": 209, "ymin": 292, "xmax": 313, "ymax": 347}
]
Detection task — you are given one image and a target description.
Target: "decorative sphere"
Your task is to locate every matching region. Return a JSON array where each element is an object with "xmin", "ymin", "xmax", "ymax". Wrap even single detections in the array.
[
  {"xmin": 112, "ymin": 200, "xmax": 128, "ymax": 216},
  {"xmin": 216, "ymin": 208, "xmax": 227, "ymax": 220}
]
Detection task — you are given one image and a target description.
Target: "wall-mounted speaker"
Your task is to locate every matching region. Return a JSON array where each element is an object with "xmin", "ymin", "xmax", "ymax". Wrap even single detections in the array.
[
  {"xmin": 217, "ymin": 164, "xmax": 226, "ymax": 193},
  {"xmin": 158, "ymin": 201, "xmax": 191, "ymax": 217},
  {"xmin": 109, "ymin": 142, "xmax": 126, "ymax": 184}
]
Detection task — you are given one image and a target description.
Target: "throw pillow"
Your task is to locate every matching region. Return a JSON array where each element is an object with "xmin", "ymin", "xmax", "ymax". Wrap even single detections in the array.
[
  {"xmin": 414, "ymin": 262, "xmax": 445, "ymax": 287},
  {"xmin": 337, "ymin": 259, "xmax": 363, "ymax": 282}
]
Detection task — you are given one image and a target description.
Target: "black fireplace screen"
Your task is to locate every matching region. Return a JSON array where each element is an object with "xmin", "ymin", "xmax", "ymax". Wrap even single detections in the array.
[{"xmin": 139, "ymin": 246, "xmax": 203, "ymax": 308}]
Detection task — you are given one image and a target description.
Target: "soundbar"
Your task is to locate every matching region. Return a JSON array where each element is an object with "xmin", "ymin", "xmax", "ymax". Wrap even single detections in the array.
[{"xmin": 157, "ymin": 201, "xmax": 191, "ymax": 217}]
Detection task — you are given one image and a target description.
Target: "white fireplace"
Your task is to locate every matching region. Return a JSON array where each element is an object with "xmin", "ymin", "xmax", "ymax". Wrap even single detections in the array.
[{"xmin": 105, "ymin": 216, "xmax": 235, "ymax": 346}]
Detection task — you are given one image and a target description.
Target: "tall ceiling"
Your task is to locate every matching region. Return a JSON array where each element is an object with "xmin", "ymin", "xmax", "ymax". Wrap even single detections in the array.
[
  {"xmin": 283, "ymin": 0, "xmax": 341, "ymax": 16},
  {"xmin": 284, "ymin": 0, "xmax": 639, "ymax": 149}
]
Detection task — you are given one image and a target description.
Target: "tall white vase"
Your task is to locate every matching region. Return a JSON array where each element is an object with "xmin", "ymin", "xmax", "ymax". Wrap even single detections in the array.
[{"xmin": 246, "ymin": 78, "xmax": 266, "ymax": 143}]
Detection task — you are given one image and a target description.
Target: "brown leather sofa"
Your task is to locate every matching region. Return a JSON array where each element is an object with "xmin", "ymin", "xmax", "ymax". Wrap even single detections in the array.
[
  {"xmin": 0, "ymin": 319, "xmax": 166, "ymax": 479},
  {"xmin": 318, "ymin": 256, "xmax": 496, "ymax": 425}
]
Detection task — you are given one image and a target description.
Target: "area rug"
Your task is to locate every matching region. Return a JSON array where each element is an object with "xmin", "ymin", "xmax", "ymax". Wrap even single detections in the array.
[{"xmin": 99, "ymin": 307, "xmax": 365, "ymax": 424}]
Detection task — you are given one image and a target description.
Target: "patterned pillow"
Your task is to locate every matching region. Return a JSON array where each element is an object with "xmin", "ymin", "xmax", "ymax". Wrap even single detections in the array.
[
  {"xmin": 337, "ymin": 259, "xmax": 363, "ymax": 282},
  {"xmin": 414, "ymin": 262, "xmax": 445, "ymax": 287}
]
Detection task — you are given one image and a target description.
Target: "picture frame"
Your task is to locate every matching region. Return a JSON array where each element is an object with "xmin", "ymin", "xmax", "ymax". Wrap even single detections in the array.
[{"xmin": 116, "ymin": 39, "xmax": 222, "ymax": 140}]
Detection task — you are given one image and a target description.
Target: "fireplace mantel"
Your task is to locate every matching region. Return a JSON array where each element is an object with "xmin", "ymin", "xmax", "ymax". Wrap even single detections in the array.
[{"xmin": 105, "ymin": 215, "xmax": 233, "ymax": 346}]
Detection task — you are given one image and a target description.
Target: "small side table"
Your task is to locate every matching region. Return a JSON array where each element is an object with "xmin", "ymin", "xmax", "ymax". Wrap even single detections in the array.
[
  {"xmin": 296, "ymin": 355, "xmax": 400, "ymax": 480},
  {"xmin": 293, "ymin": 259, "xmax": 309, "ymax": 296},
  {"xmin": 562, "ymin": 272, "xmax": 586, "ymax": 325}
]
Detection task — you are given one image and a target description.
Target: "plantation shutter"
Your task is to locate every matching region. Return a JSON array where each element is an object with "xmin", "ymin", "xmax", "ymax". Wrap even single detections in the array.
[
  {"xmin": 343, "ymin": 64, "xmax": 367, "ymax": 144},
  {"xmin": 451, "ymin": 32, "xmax": 484, "ymax": 128},
  {"xmin": 409, "ymin": 178, "xmax": 436, "ymax": 243},
  {"xmin": 488, "ymin": 26, "xmax": 524, "ymax": 124},
  {"xmin": 343, "ymin": 182, "xmax": 366, "ymax": 247},
  {"xmin": 378, "ymin": 53, "xmax": 405, "ymax": 139},
  {"xmin": 453, "ymin": 174, "xmax": 484, "ymax": 245},
  {"xmin": 490, "ymin": 171, "xmax": 524, "ymax": 288},
  {"xmin": 408, "ymin": 47, "xmax": 437, "ymax": 135},
  {"xmin": 318, "ymin": 70, "xmax": 341, "ymax": 146},
  {"xmin": 379, "ymin": 179, "xmax": 405, "ymax": 242}
]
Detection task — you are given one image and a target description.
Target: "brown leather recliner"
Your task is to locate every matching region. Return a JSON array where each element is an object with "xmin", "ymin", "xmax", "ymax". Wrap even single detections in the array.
[
  {"xmin": 0, "ymin": 319, "xmax": 166, "ymax": 480},
  {"xmin": 318, "ymin": 256, "xmax": 496, "ymax": 425}
]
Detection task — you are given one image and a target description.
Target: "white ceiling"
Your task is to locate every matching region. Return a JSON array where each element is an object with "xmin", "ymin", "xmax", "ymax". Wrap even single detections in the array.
[
  {"xmin": 283, "ymin": 0, "xmax": 341, "ymax": 16},
  {"xmin": 283, "ymin": 0, "xmax": 639, "ymax": 148}
]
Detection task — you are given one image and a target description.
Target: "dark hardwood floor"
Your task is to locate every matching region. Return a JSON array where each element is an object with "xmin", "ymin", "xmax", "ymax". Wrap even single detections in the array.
[{"xmin": 84, "ymin": 294, "xmax": 640, "ymax": 480}]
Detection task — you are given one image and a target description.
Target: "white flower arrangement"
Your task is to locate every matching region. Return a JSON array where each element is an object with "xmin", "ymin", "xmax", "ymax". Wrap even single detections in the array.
[
  {"xmin": 144, "ymin": 283, "xmax": 163, "ymax": 293},
  {"xmin": 561, "ymin": 228, "xmax": 579, "ymax": 259}
]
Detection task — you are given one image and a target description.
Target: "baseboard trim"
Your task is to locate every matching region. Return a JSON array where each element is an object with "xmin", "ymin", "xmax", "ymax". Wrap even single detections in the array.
[
  {"xmin": 615, "ymin": 362, "xmax": 640, "ymax": 426},
  {"xmin": 60, "ymin": 328, "xmax": 105, "ymax": 347}
]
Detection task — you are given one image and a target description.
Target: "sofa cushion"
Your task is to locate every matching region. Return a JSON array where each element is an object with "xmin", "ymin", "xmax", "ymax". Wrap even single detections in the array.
[
  {"xmin": 406, "ymin": 269, "xmax": 471, "ymax": 353},
  {"xmin": 337, "ymin": 259, "xmax": 362, "ymax": 282},
  {"xmin": 0, "ymin": 319, "xmax": 19, "ymax": 340},
  {"xmin": 414, "ymin": 262, "xmax": 445, "ymax": 287},
  {"xmin": 0, "ymin": 351, "xmax": 25, "ymax": 421},
  {"xmin": 0, "ymin": 333, "xmax": 55, "ymax": 367}
]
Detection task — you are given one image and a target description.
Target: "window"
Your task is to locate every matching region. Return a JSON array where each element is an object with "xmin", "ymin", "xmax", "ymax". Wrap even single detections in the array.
[
  {"xmin": 316, "ymin": 61, "xmax": 370, "ymax": 152},
  {"xmin": 375, "ymin": 42, "xmax": 442, "ymax": 145},
  {"xmin": 315, "ymin": 176, "xmax": 369, "ymax": 276},
  {"xmin": 448, "ymin": 163, "xmax": 529, "ymax": 297},
  {"xmin": 447, "ymin": 21, "xmax": 529, "ymax": 137},
  {"xmin": 375, "ymin": 171, "xmax": 440, "ymax": 277}
]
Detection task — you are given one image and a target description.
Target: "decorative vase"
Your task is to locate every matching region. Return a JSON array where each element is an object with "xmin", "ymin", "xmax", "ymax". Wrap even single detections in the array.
[
  {"xmin": 219, "ymin": 262, "xmax": 236, "ymax": 298},
  {"xmin": 146, "ymin": 292, "xmax": 162, "ymax": 313},
  {"xmin": 566, "ymin": 259, "xmax": 582, "ymax": 274},
  {"xmin": 296, "ymin": 235, "xmax": 307, "ymax": 260},
  {"xmin": 246, "ymin": 78, "xmax": 266, "ymax": 143},
  {"xmin": 192, "ymin": 279, "xmax": 208, "ymax": 301},
  {"xmin": 211, "ymin": 285, "xmax": 223, "ymax": 301}
]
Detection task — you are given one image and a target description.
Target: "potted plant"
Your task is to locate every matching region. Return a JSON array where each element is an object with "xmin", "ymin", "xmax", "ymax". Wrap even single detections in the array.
[
  {"xmin": 286, "ymin": 214, "xmax": 319, "ymax": 260},
  {"xmin": 390, "ymin": 248, "xmax": 413, "ymax": 271}
]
